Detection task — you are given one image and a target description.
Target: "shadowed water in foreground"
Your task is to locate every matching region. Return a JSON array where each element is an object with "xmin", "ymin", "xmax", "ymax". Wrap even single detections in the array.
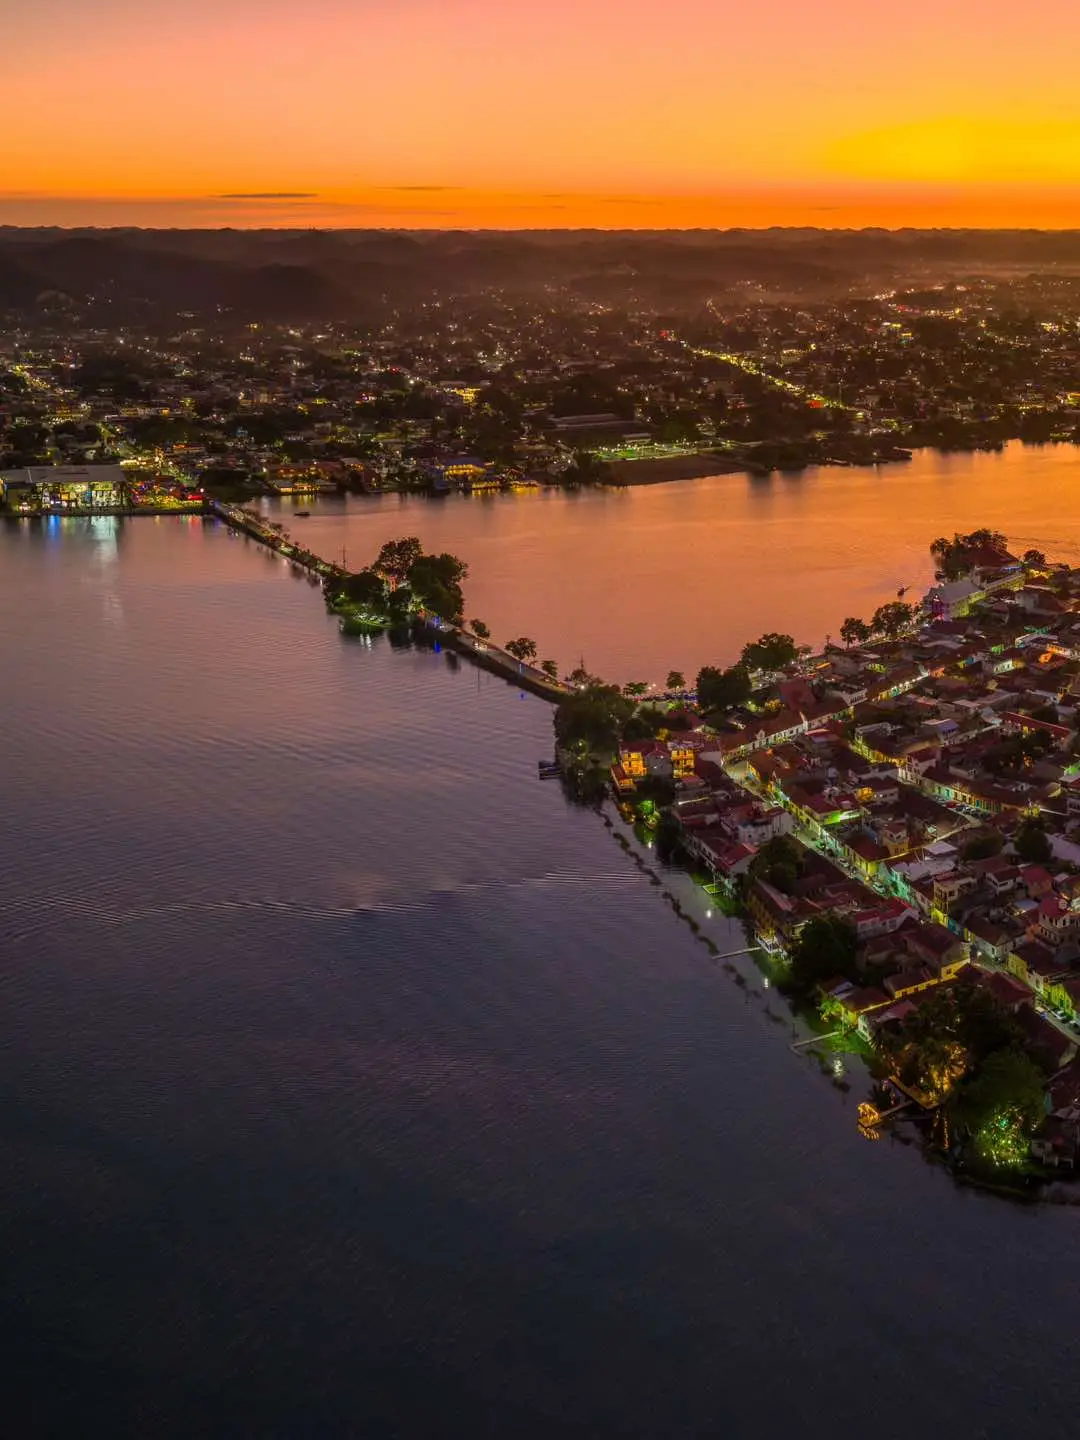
[{"xmin": 1, "ymin": 514, "xmax": 1077, "ymax": 1437}]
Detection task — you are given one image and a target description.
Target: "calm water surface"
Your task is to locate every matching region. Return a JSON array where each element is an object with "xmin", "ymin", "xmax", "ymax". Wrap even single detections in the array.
[
  {"xmin": 2, "ymin": 508, "xmax": 1079, "ymax": 1437},
  {"xmin": 272, "ymin": 442, "xmax": 1080, "ymax": 681}
]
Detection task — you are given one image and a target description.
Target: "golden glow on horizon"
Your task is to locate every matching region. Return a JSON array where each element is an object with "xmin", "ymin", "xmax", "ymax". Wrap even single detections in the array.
[{"xmin": 5, "ymin": 0, "xmax": 1080, "ymax": 228}]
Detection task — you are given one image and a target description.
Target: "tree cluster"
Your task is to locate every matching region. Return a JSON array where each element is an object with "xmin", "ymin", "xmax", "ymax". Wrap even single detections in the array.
[
  {"xmin": 839, "ymin": 600, "xmax": 914, "ymax": 648},
  {"xmin": 1014, "ymin": 818, "xmax": 1052, "ymax": 865},
  {"xmin": 554, "ymin": 684, "xmax": 636, "ymax": 759},
  {"xmin": 787, "ymin": 914, "xmax": 858, "ymax": 996},
  {"xmin": 929, "ymin": 528, "xmax": 1010, "ymax": 580},
  {"xmin": 327, "ymin": 535, "xmax": 469, "ymax": 625},
  {"xmin": 748, "ymin": 835, "xmax": 804, "ymax": 896},
  {"xmin": 875, "ymin": 975, "xmax": 1049, "ymax": 1165},
  {"xmin": 740, "ymin": 632, "xmax": 799, "ymax": 674}
]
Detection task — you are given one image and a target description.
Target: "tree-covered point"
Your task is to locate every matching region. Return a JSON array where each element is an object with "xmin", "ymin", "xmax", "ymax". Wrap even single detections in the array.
[
  {"xmin": 876, "ymin": 972, "xmax": 1030, "ymax": 1110},
  {"xmin": 951, "ymin": 1047, "xmax": 1048, "ymax": 1169},
  {"xmin": 326, "ymin": 535, "xmax": 468, "ymax": 626},
  {"xmin": 875, "ymin": 973, "xmax": 1054, "ymax": 1175}
]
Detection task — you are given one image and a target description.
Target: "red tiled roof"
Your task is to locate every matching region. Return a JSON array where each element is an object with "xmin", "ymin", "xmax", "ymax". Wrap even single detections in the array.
[{"xmin": 1021, "ymin": 866, "xmax": 1054, "ymax": 888}]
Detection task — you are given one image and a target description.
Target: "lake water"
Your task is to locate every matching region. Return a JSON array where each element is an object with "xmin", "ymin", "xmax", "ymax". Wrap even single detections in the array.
[
  {"xmin": 268, "ymin": 441, "xmax": 1080, "ymax": 683},
  {"xmin": 2, "ymin": 493, "xmax": 1080, "ymax": 1437}
]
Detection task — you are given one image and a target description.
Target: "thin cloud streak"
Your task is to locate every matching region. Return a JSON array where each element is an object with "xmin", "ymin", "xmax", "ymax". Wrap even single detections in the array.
[{"xmin": 215, "ymin": 191, "xmax": 319, "ymax": 199}]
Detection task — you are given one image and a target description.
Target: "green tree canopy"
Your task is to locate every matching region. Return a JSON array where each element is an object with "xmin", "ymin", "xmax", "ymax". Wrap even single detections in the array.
[
  {"xmin": 740, "ymin": 633, "xmax": 798, "ymax": 674},
  {"xmin": 408, "ymin": 552, "xmax": 468, "ymax": 622},
  {"xmin": 930, "ymin": 528, "xmax": 1010, "ymax": 580},
  {"xmin": 665, "ymin": 670, "xmax": 686, "ymax": 692},
  {"xmin": 788, "ymin": 915, "xmax": 858, "ymax": 995},
  {"xmin": 376, "ymin": 536, "xmax": 424, "ymax": 584},
  {"xmin": 840, "ymin": 616, "xmax": 872, "ymax": 648},
  {"xmin": 554, "ymin": 684, "xmax": 635, "ymax": 757},
  {"xmin": 950, "ymin": 1047, "xmax": 1047, "ymax": 1168},
  {"xmin": 1014, "ymin": 818, "xmax": 1052, "ymax": 865},
  {"xmin": 870, "ymin": 600, "xmax": 914, "ymax": 639},
  {"xmin": 961, "ymin": 831, "xmax": 1005, "ymax": 862},
  {"xmin": 749, "ymin": 835, "xmax": 803, "ymax": 896},
  {"xmin": 878, "ymin": 973, "xmax": 1027, "ymax": 1103},
  {"xmin": 696, "ymin": 664, "xmax": 751, "ymax": 713},
  {"xmin": 504, "ymin": 637, "xmax": 538, "ymax": 663},
  {"xmin": 333, "ymin": 568, "xmax": 387, "ymax": 609}
]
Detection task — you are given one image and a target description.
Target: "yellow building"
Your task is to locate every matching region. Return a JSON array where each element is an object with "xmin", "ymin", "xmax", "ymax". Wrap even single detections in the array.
[
  {"xmin": 670, "ymin": 744, "xmax": 696, "ymax": 778},
  {"xmin": 618, "ymin": 745, "xmax": 647, "ymax": 779}
]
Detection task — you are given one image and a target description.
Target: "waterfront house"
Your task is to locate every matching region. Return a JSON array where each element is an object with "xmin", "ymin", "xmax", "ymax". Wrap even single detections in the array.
[
  {"xmin": 745, "ymin": 878, "xmax": 806, "ymax": 945},
  {"xmin": 822, "ymin": 983, "xmax": 892, "ymax": 1032},
  {"xmin": 610, "ymin": 763, "xmax": 636, "ymax": 796},
  {"xmin": 691, "ymin": 835, "xmax": 754, "ymax": 884}
]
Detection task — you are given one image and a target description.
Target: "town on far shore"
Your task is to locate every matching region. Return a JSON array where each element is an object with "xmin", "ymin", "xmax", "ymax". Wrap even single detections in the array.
[{"xmin": 552, "ymin": 530, "xmax": 1080, "ymax": 1186}]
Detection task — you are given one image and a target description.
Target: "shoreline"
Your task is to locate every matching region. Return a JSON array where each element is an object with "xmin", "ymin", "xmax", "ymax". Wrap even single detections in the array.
[
  {"xmin": 603, "ymin": 453, "xmax": 746, "ymax": 485},
  {"xmin": 81, "ymin": 500, "xmax": 1073, "ymax": 1201}
]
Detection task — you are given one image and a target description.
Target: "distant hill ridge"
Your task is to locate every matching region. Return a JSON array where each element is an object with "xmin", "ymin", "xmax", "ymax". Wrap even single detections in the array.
[{"xmin": 1, "ymin": 228, "xmax": 1078, "ymax": 320}]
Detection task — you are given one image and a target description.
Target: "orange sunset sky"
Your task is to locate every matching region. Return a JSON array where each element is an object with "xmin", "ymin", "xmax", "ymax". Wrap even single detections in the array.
[{"xmin": 5, "ymin": 0, "xmax": 1080, "ymax": 228}]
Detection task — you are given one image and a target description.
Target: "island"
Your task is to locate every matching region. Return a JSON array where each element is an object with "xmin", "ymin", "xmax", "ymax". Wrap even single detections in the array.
[
  {"xmin": 316, "ymin": 520, "xmax": 1080, "ymax": 1191},
  {"xmin": 549, "ymin": 530, "xmax": 1080, "ymax": 1192}
]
